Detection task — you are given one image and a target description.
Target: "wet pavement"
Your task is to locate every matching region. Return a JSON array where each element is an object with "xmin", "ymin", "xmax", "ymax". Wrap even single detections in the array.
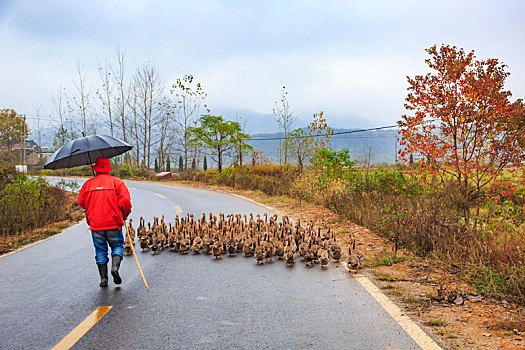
[{"xmin": 0, "ymin": 178, "xmax": 421, "ymax": 349}]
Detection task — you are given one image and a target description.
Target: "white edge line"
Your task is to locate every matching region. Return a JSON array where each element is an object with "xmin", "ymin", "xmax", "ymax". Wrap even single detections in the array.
[
  {"xmin": 0, "ymin": 219, "xmax": 86, "ymax": 260},
  {"xmin": 222, "ymin": 190, "xmax": 441, "ymax": 349},
  {"xmin": 227, "ymin": 193, "xmax": 276, "ymax": 213},
  {"xmin": 352, "ymin": 269, "xmax": 442, "ymax": 350}
]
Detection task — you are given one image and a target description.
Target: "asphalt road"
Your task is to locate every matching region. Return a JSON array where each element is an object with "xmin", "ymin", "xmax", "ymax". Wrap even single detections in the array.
[{"xmin": 0, "ymin": 177, "xmax": 422, "ymax": 350}]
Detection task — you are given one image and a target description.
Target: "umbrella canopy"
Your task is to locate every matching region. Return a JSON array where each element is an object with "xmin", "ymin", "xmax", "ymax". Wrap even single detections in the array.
[{"xmin": 44, "ymin": 135, "xmax": 133, "ymax": 170}]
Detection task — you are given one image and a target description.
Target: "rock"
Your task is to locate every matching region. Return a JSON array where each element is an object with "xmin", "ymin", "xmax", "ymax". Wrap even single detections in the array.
[
  {"xmin": 454, "ymin": 296, "xmax": 464, "ymax": 305},
  {"xmin": 465, "ymin": 295, "xmax": 483, "ymax": 302}
]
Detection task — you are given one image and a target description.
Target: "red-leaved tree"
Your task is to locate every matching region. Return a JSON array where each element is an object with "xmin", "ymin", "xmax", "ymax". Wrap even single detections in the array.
[{"xmin": 398, "ymin": 44, "xmax": 525, "ymax": 206}]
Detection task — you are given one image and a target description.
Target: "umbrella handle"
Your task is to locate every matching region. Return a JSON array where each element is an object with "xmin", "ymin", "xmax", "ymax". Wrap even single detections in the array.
[{"xmin": 87, "ymin": 152, "xmax": 95, "ymax": 177}]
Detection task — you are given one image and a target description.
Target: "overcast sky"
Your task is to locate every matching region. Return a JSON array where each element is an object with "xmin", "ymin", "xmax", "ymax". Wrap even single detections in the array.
[{"xmin": 1, "ymin": 0, "xmax": 524, "ymax": 132}]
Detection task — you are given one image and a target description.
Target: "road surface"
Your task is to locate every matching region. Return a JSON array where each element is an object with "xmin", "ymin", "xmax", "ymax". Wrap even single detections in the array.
[{"xmin": 0, "ymin": 177, "xmax": 424, "ymax": 349}]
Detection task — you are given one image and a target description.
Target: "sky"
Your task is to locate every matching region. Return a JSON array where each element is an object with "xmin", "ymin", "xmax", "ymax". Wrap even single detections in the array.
[{"xmin": 1, "ymin": 0, "xmax": 524, "ymax": 135}]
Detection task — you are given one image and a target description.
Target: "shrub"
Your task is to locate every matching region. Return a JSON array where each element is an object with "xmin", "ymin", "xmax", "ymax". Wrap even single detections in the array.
[{"xmin": 0, "ymin": 169, "xmax": 69, "ymax": 236}]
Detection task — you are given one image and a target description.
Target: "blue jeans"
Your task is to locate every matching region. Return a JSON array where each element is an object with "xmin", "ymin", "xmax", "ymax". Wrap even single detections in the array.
[{"xmin": 91, "ymin": 229, "xmax": 124, "ymax": 265}]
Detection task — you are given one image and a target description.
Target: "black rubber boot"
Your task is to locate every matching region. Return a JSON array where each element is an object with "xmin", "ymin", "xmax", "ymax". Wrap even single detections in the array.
[
  {"xmin": 97, "ymin": 264, "xmax": 108, "ymax": 287},
  {"xmin": 111, "ymin": 255, "xmax": 122, "ymax": 285}
]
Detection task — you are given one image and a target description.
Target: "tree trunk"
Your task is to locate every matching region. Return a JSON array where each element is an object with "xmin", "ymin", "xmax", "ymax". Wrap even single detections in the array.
[{"xmin": 218, "ymin": 147, "xmax": 222, "ymax": 173}]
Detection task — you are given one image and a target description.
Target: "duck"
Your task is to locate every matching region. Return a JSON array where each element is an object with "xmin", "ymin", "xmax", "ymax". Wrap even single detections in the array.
[
  {"xmin": 179, "ymin": 231, "xmax": 191, "ymax": 254},
  {"xmin": 123, "ymin": 234, "xmax": 132, "ymax": 256},
  {"xmin": 127, "ymin": 218, "xmax": 136, "ymax": 244},
  {"xmin": 262, "ymin": 234, "xmax": 274, "ymax": 262},
  {"xmin": 347, "ymin": 237, "xmax": 363, "ymax": 273},
  {"xmin": 226, "ymin": 233, "xmax": 237, "ymax": 257},
  {"xmin": 212, "ymin": 238, "xmax": 223, "ymax": 259},
  {"xmin": 137, "ymin": 217, "xmax": 146, "ymax": 239},
  {"xmin": 284, "ymin": 241, "xmax": 295, "ymax": 266},
  {"xmin": 304, "ymin": 241, "xmax": 315, "ymax": 267},
  {"xmin": 140, "ymin": 235, "xmax": 150, "ymax": 252},
  {"xmin": 318, "ymin": 247, "xmax": 330, "ymax": 268},
  {"xmin": 202, "ymin": 233, "xmax": 214, "ymax": 255},
  {"xmin": 191, "ymin": 236, "xmax": 203, "ymax": 254},
  {"xmin": 243, "ymin": 236, "xmax": 254, "ymax": 257},
  {"xmin": 330, "ymin": 242, "xmax": 342, "ymax": 262},
  {"xmin": 273, "ymin": 233, "xmax": 285, "ymax": 260},
  {"xmin": 254, "ymin": 244, "xmax": 265, "ymax": 265}
]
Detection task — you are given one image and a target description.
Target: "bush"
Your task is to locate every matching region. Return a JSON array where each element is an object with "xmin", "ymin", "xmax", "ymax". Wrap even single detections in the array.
[
  {"xmin": 0, "ymin": 168, "xmax": 69, "ymax": 236},
  {"xmin": 175, "ymin": 165, "xmax": 300, "ymax": 196}
]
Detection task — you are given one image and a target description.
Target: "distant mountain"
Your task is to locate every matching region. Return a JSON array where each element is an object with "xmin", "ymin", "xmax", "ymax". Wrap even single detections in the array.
[
  {"xmin": 211, "ymin": 107, "xmax": 376, "ymax": 134},
  {"xmin": 247, "ymin": 128, "xmax": 400, "ymax": 165},
  {"xmin": 30, "ymin": 126, "xmax": 57, "ymax": 149},
  {"xmin": 211, "ymin": 107, "xmax": 298, "ymax": 134}
]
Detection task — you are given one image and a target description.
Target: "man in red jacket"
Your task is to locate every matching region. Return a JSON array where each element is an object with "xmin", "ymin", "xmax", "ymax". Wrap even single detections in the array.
[{"xmin": 78, "ymin": 157, "xmax": 132, "ymax": 287}]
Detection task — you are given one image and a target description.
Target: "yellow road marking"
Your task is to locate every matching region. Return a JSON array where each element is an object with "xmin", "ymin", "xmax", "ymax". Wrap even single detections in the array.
[
  {"xmin": 52, "ymin": 306, "xmax": 112, "ymax": 350},
  {"xmin": 353, "ymin": 274, "xmax": 442, "ymax": 350},
  {"xmin": 175, "ymin": 205, "xmax": 182, "ymax": 213},
  {"xmin": 154, "ymin": 193, "xmax": 166, "ymax": 199},
  {"xmin": 128, "ymin": 187, "xmax": 136, "ymax": 190}
]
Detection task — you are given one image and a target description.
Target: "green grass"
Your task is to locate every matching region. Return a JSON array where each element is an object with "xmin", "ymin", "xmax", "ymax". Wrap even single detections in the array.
[
  {"xmin": 428, "ymin": 319, "xmax": 446, "ymax": 327},
  {"xmin": 374, "ymin": 255, "xmax": 408, "ymax": 267},
  {"xmin": 377, "ymin": 275, "xmax": 397, "ymax": 281}
]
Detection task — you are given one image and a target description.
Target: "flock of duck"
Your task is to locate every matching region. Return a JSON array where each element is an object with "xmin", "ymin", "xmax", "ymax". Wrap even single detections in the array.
[{"xmin": 124, "ymin": 213, "xmax": 363, "ymax": 271}]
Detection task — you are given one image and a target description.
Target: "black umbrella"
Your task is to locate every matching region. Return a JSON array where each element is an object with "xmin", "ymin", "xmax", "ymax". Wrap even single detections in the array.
[{"xmin": 44, "ymin": 135, "xmax": 133, "ymax": 170}]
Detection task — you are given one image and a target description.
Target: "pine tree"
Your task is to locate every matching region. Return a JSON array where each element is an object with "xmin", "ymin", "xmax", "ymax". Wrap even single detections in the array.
[
  {"xmin": 178, "ymin": 155, "xmax": 183, "ymax": 172},
  {"xmin": 191, "ymin": 158, "xmax": 196, "ymax": 171},
  {"xmin": 166, "ymin": 155, "xmax": 171, "ymax": 172},
  {"xmin": 203, "ymin": 156, "xmax": 208, "ymax": 171},
  {"xmin": 154, "ymin": 158, "xmax": 159, "ymax": 172}
]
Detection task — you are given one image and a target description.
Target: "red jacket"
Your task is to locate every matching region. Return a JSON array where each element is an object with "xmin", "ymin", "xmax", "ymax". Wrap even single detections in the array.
[{"xmin": 78, "ymin": 173, "xmax": 132, "ymax": 231}]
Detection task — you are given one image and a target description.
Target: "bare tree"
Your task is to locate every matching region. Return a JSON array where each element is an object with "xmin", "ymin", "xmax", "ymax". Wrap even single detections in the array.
[
  {"xmin": 51, "ymin": 85, "xmax": 68, "ymax": 148},
  {"xmin": 169, "ymin": 75, "xmax": 207, "ymax": 171},
  {"xmin": 128, "ymin": 84, "xmax": 141, "ymax": 166},
  {"xmin": 233, "ymin": 113, "xmax": 251, "ymax": 166},
  {"xmin": 71, "ymin": 59, "xmax": 92, "ymax": 135},
  {"xmin": 97, "ymin": 57, "xmax": 114, "ymax": 137},
  {"xmin": 112, "ymin": 46, "xmax": 129, "ymax": 143},
  {"xmin": 156, "ymin": 98, "xmax": 178, "ymax": 171},
  {"xmin": 65, "ymin": 91, "xmax": 80, "ymax": 140},
  {"xmin": 133, "ymin": 62, "xmax": 164, "ymax": 168},
  {"xmin": 273, "ymin": 86, "xmax": 296, "ymax": 165},
  {"xmin": 34, "ymin": 102, "xmax": 43, "ymax": 166},
  {"xmin": 364, "ymin": 139, "xmax": 376, "ymax": 167}
]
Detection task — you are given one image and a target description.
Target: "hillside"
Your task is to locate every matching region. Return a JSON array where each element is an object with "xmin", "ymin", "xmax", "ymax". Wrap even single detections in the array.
[{"xmin": 247, "ymin": 128, "xmax": 399, "ymax": 165}]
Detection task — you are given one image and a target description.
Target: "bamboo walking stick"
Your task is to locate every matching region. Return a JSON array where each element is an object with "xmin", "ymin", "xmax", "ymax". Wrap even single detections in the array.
[{"xmin": 125, "ymin": 222, "xmax": 150, "ymax": 292}]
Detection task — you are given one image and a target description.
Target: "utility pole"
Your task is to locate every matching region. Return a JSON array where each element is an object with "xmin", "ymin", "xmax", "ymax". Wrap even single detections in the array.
[
  {"xmin": 22, "ymin": 114, "xmax": 26, "ymax": 168},
  {"xmin": 394, "ymin": 135, "xmax": 398, "ymax": 163}
]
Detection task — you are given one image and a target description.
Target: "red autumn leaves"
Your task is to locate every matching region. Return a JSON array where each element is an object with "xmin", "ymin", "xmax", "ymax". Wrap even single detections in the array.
[{"xmin": 398, "ymin": 44, "xmax": 525, "ymax": 196}]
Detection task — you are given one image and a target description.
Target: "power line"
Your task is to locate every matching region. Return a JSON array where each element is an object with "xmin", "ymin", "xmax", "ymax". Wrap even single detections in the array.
[{"xmin": 248, "ymin": 124, "xmax": 399, "ymax": 141}]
